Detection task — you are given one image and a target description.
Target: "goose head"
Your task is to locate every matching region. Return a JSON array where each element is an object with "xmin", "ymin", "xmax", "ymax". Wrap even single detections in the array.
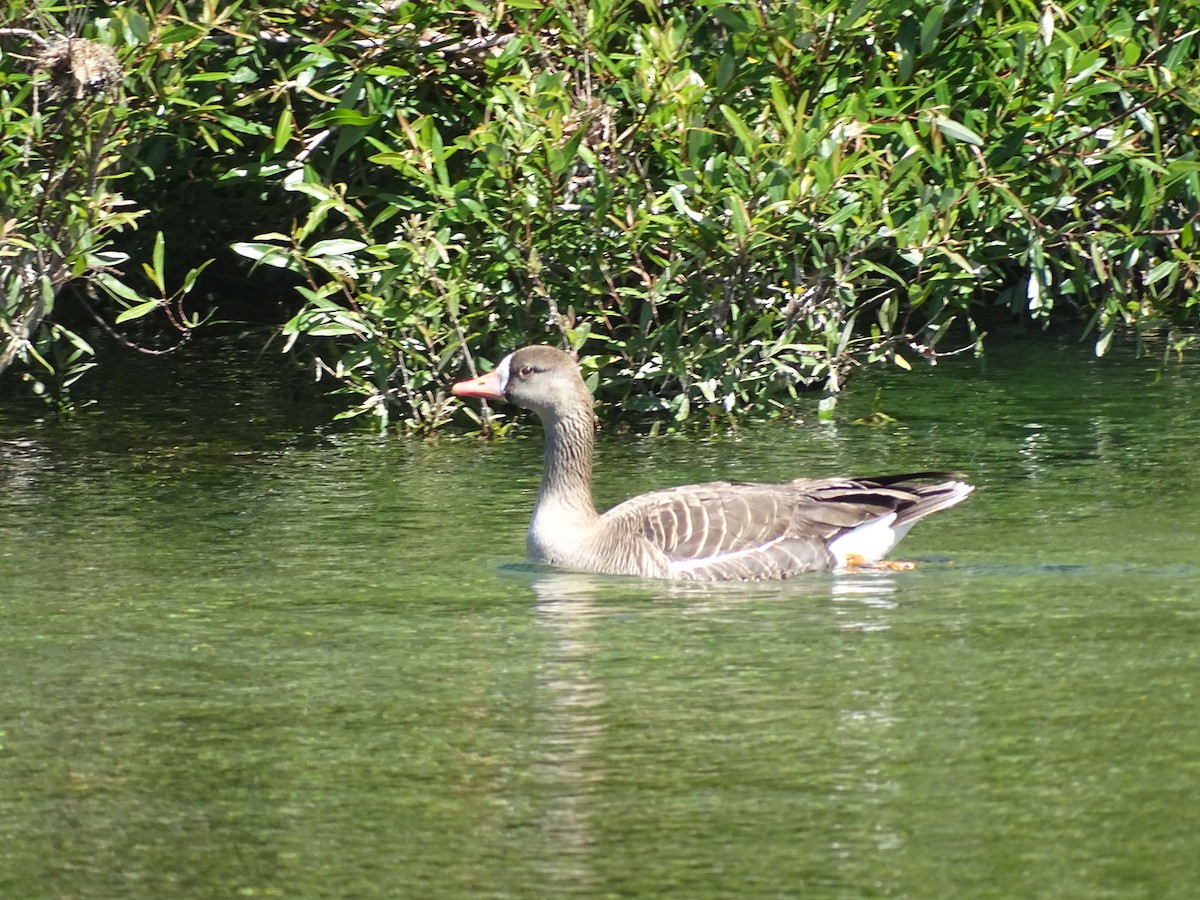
[{"xmin": 451, "ymin": 346, "xmax": 591, "ymax": 420}]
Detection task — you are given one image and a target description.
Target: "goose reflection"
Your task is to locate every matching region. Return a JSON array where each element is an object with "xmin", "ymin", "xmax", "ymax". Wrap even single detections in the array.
[
  {"xmin": 528, "ymin": 573, "xmax": 609, "ymax": 893},
  {"xmin": 523, "ymin": 568, "xmax": 905, "ymax": 887}
]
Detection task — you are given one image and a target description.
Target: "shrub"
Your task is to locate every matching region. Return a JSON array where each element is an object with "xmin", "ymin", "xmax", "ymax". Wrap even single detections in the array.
[
  {"xmin": 3, "ymin": 0, "xmax": 1198, "ymax": 428},
  {"xmin": 0, "ymin": 1, "xmax": 218, "ymax": 405}
]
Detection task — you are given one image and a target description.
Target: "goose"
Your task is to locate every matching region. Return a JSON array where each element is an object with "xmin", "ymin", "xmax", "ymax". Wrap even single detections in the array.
[{"xmin": 452, "ymin": 346, "xmax": 972, "ymax": 581}]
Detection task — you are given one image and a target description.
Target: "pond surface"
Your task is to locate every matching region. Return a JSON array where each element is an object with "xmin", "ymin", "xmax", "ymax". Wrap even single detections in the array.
[{"xmin": 1, "ymin": 337, "xmax": 1198, "ymax": 898}]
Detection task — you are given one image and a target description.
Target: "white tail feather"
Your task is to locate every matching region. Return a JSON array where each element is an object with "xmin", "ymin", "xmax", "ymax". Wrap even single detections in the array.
[{"xmin": 828, "ymin": 513, "xmax": 911, "ymax": 567}]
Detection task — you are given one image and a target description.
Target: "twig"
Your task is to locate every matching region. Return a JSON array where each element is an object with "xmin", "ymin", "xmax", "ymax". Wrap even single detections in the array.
[
  {"xmin": 76, "ymin": 288, "xmax": 190, "ymax": 356},
  {"xmin": 0, "ymin": 27, "xmax": 47, "ymax": 46}
]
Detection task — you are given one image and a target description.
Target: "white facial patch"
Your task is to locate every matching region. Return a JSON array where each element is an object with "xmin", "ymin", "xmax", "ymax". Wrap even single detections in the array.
[{"xmin": 495, "ymin": 352, "xmax": 513, "ymax": 394}]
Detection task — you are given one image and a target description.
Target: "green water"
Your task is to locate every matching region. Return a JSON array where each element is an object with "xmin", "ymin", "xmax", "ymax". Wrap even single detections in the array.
[{"xmin": 1, "ymin": 339, "xmax": 1198, "ymax": 898}]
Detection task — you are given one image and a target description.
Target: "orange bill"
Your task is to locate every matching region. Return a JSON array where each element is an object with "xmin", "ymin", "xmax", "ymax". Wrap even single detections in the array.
[{"xmin": 451, "ymin": 369, "xmax": 505, "ymax": 401}]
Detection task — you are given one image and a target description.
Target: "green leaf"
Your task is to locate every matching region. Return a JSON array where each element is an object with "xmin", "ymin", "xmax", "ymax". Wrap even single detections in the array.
[
  {"xmin": 182, "ymin": 259, "xmax": 215, "ymax": 294},
  {"xmin": 93, "ymin": 272, "xmax": 144, "ymax": 303},
  {"xmin": 920, "ymin": 7, "xmax": 944, "ymax": 54},
  {"xmin": 368, "ymin": 152, "xmax": 410, "ymax": 170},
  {"xmin": 307, "ymin": 239, "xmax": 367, "ymax": 257},
  {"xmin": 933, "ymin": 115, "xmax": 984, "ymax": 146},
  {"xmin": 115, "ymin": 299, "xmax": 163, "ymax": 324},
  {"xmin": 150, "ymin": 231, "xmax": 165, "ymax": 292},
  {"xmin": 711, "ymin": 6, "xmax": 752, "ymax": 33},
  {"xmin": 667, "ymin": 185, "xmax": 705, "ymax": 223},
  {"xmin": 273, "ymin": 106, "xmax": 293, "ymax": 154},
  {"xmin": 309, "ymin": 110, "xmax": 381, "ymax": 128},
  {"xmin": 719, "ymin": 105, "xmax": 758, "ymax": 153},
  {"xmin": 1145, "ymin": 259, "xmax": 1177, "ymax": 285},
  {"xmin": 231, "ymin": 242, "xmax": 293, "ymax": 268},
  {"xmin": 728, "ymin": 196, "xmax": 751, "ymax": 244},
  {"xmin": 987, "ymin": 124, "xmax": 1029, "ymax": 166},
  {"xmin": 1095, "ymin": 316, "xmax": 1117, "ymax": 356},
  {"xmin": 550, "ymin": 126, "xmax": 587, "ymax": 176}
]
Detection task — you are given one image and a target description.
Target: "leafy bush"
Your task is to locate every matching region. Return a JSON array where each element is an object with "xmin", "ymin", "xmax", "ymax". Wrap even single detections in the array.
[
  {"xmin": 0, "ymin": 1, "xmax": 218, "ymax": 405},
  {"xmin": 3, "ymin": 0, "xmax": 1198, "ymax": 428}
]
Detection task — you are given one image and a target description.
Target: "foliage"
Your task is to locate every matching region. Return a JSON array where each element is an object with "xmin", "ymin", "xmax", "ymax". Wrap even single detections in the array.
[
  {"xmin": 0, "ymin": 2, "xmax": 214, "ymax": 406},
  {"xmin": 2, "ymin": 0, "xmax": 1199, "ymax": 428}
]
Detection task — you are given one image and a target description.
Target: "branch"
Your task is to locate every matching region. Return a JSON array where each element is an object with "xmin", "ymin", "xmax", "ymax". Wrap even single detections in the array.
[{"xmin": 0, "ymin": 27, "xmax": 48, "ymax": 46}]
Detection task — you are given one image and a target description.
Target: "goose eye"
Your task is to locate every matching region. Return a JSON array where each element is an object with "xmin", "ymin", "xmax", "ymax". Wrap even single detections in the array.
[{"xmin": 518, "ymin": 365, "xmax": 536, "ymax": 377}]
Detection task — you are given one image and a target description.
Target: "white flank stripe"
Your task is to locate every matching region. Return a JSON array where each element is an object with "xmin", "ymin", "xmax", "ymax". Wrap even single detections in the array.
[{"xmin": 669, "ymin": 533, "xmax": 789, "ymax": 575}]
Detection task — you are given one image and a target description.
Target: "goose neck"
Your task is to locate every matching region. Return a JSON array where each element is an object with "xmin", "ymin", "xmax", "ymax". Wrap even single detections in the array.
[{"xmin": 538, "ymin": 408, "xmax": 597, "ymax": 521}]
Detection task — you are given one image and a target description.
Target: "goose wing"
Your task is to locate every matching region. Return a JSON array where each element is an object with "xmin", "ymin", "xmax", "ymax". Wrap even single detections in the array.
[{"xmin": 601, "ymin": 475, "xmax": 971, "ymax": 581}]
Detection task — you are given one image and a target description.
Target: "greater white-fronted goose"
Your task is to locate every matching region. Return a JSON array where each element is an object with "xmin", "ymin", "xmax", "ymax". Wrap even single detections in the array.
[{"xmin": 452, "ymin": 346, "xmax": 973, "ymax": 581}]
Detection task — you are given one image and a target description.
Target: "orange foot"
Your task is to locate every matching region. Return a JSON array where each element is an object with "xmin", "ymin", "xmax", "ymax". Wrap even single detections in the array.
[{"xmin": 843, "ymin": 554, "xmax": 916, "ymax": 571}]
